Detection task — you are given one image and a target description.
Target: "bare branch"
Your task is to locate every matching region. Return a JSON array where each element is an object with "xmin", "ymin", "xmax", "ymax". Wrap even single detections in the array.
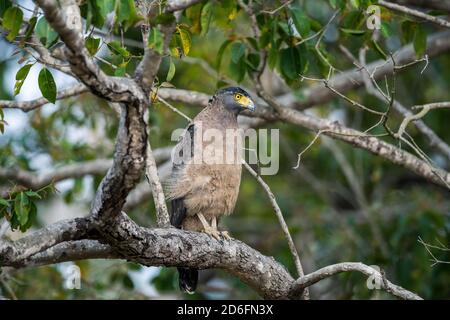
[
  {"xmin": 390, "ymin": 0, "xmax": 450, "ymax": 12},
  {"xmin": 290, "ymin": 262, "xmax": 422, "ymax": 300},
  {"xmin": 243, "ymin": 161, "xmax": 308, "ymax": 298},
  {"xmin": 1, "ymin": 213, "xmax": 421, "ymax": 300},
  {"xmin": 0, "ymin": 147, "xmax": 171, "ymax": 191},
  {"xmin": 166, "ymin": 0, "xmax": 203, "ymax": 13},
  {"xmin": 145, "ymin": 142, "xmax": 170, "ymax": 227},
  {"xmin": 379, "ymin": 0, "xmax": 450, "ymax": 29},
  {"xmin": 13, "ymin": 240, "xmax": 116, "ymax": 268},
  {"xmin": 0, "ymin": 217, "xmax": 93, "ymax": 266},
  {"xmin": 0, "ymin": 84, "xmax": 88, "ymax": 112},
  {"xmin": 278, "ymin": 31, "xmax": 450, "ymax": 110}
]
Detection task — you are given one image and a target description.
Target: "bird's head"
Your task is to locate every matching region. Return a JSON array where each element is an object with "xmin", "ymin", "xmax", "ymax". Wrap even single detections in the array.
[{"xmin": 212, "ymin": 87, "xmax": 255, "ymax": 114}]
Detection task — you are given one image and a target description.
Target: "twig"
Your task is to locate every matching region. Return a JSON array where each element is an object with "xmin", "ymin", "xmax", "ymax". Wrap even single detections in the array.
[
  {"xmin": 243, "ymin": 161, "xmax": 308, "ymax": 299},
  {"xmin": 260, "ymin": 0, "xmax": 293, "ymax": 15},
  {"xmin": 293, "ymin": 130, "xmax": 329, "ymax": 169}
]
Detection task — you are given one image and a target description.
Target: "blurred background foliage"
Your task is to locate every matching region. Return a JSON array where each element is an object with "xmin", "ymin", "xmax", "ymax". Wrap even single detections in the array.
[{"xmin": 0, "ymin": 0, "xmax": 449, "ymax": 299}]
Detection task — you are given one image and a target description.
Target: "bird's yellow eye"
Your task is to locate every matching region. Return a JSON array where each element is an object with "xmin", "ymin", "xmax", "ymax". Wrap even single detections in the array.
[{"xmin": 234, "ymin": 93, "xmax": 242, "ymax": 100}]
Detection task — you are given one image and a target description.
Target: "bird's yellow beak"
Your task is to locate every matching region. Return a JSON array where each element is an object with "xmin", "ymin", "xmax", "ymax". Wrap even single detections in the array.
[{"xmin": 240, "ymin": 96, "xmax": 255, "ymax": 111}]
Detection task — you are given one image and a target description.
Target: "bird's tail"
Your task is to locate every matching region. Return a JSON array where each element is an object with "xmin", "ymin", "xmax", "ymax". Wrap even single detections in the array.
[{"xmin": 177, "ymin": 267, "xmax": 198, "ymax": 294}]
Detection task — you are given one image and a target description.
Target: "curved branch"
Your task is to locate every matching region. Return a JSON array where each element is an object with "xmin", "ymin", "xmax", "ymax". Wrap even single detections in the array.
[
  {"xmin": 0, "ymin": 215, "xmax": 422, "ymax": 300},
  {"xmin": 0, "ymin": 84, "xmax": 89, "ymax": 112},
  {"xmin": 290, "ymin": 262, "xmax": 422, "ymax": 300}
]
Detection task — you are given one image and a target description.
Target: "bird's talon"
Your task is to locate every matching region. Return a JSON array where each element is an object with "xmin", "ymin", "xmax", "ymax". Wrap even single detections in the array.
[
  {"xmin": 220, "ymin": 231, "xmax": 231, "ymax": 240},
  {"xmin": 202, "ymin": 227, "xmax": 221, "ymax": 240}
]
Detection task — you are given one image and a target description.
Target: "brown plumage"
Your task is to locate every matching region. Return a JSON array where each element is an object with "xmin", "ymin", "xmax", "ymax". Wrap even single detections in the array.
[{"xmin": 165, "ymin": 87, "xmax": 255, "ymax": 293}]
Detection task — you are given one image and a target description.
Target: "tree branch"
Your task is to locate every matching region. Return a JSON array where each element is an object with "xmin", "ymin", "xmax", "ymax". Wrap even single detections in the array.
[
  {"xmin": 243, "ymin": 161, "xmax": 308, "ymax": 298},
  {"xmin": 0, "ymin": 214, "xmax": 422, "ymax": 300},
  {"xmin": 390, "ymin": 0, "xmax": 450, "ymax": 12},
  {"xmin": 290, "ymin": 262, "xmax": 422, "ymax": 300},
  {"xmin": 0, "ymin": 84, "xmax": 89, "ymax": 112},
  {"xmin": 0, "ymin": 147, "xmax": 171, "ymax": 191},
  {"xmin": 35, "ymin": 0, "xmax": 145, "ymax": 103},
  {"xmin": 0, "ymin": 217, "xmax": 94, "ymax": 266},
  {"xmin": 379, "ymin": 0, "xmax": 450, "ymax": 29},
  {"xmin": 166, "ymin": 0, "xmax": 203, "ymax": 13}
]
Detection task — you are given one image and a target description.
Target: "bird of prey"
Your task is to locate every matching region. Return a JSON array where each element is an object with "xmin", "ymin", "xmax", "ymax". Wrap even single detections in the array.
[{"xmin": 165, "ymin": 87, "xmax": 255, "ymax": 293}]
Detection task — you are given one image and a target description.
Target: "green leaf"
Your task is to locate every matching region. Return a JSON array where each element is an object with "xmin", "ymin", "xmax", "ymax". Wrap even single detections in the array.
[
  {"xmin": 35, "ymin": 17, "xmax": 58, "ymax": 47},
  {"xmin": 216, "ymin": 39, "xmax": 232, "ymax": 71},
  {"xmin": 290, "ymin": 7, "xmax": 310, "ymax": 38},
  {"xmin": 229, "ymin": 57, "xmax": 246, "ymax": 82},
  {"xmin": 22, "ymin": 16, "xmax": 37, "ymax": 46},
  {"xmin": 370, "ymin": 39, "xmax": 387, "ymax": 60},
  {"xmin": 14, "ymin": 192, "xmax": 30, "ymax": 227},
  {"xmin": 186, "ymin": 2, "xmax": 203, "ymax": 34},
  {"xmin": 0, "ymin": 198, "xmax": 10, "ymax": 207},
  {"xmin": 21, "ymin": 201, "xmax": 36, "ymax": 232},
  {"xmin": 97, "ymin": 0, "xmax": 115, "ymax": 17},
  {"xmin": 177, "ymin": 26, "xmax": 191, "ymax": 56},
  {"xmin": 279, "ymin": 46, "xmax": 304, "ymax": 81},
  {"xmin": 246, "ymin": 53, "xmax": 260, "ymax": 71},
  {"xmin": 350, "ymin": 0, "xmax": 360, "ymax": 9},
  {"xmin": 413, "ymin": 25, "xmax": 427, "ymax": 58},
  {"xmin": 230, "ymin": 42, "xmax": 246, "ymax": 64},
  {"xmin": 107, "ymin": 40, "xmax": 130, "ymax": 58},
  {"xmin": 14, "ymin": 63, "xmax": 33, "ymax": 96},
  {"xmin": 3, "ymin": 6, "xmax": 23, "ymax": 41},
  {"xmin": 200, "ymin": 1, "xmax": 213, "ymax": 36},
  {"xmin": 401, "ymin": 20, "xmax": 416, "ymax": 44},
  {"xmin": 340, "ymin": 28, "xmax": 366, "ymax": 36},
  {"xmin": 38, "ymin": 68, "xmax": 57, "ymax": 104},
  {"xmin": 166, "ymin": 58, "xmax": 176, "ymax": 82},
  {"xmin": 25, "ymin": 190, "xmax": 41, "ymax": 199},
  {"xmin": 87, "ymin": 0, "xmax": 105, "ymax": 29},
  {"xmin": 115, "ymin": 0, "xmax": 142, "ymax": 30},
  {"xmin": 86, "ymin": 36, "xmax": 101, "ymax": 55},
  {"xmin": 0, "ymin": 0, "xmax": 12, "ymax": 17},
  {"xmin": 380, "ymin": 22, "xmax": 392, "ymax": 38},
  {"xmin": 148, "ymin": 28, "xmax": 164, "ymax": 54},
  {"xmin": 155, "ymin": 12, "xmax": 176, "ymax": 25},
  {"xmin": 329, "ymin": 0, "xmax": 345, "ymax": 10}
]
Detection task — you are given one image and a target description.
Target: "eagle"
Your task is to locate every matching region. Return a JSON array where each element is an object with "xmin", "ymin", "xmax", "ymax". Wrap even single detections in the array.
[{"xmin": 165, "ymin": 87, "xmax": 255, "ymax": 293}]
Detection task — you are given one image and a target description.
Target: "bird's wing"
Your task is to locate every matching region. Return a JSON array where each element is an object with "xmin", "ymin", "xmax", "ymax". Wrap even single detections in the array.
[{"xmin": 165, "ymin": 123, "xmax": 195, "ymax": 227}]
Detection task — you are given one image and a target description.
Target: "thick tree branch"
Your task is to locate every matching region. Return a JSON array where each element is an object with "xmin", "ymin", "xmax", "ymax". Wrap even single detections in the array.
[
  {"xmin": 10, "ymin": 240, "xmax": 116, "ymax": 268},
  {"xmin": 379, "ymin": 0, "xmax": 450, "ymax": 29},
  {"xmin": 391, "ymin": 0, "xmax": 450, "ymax": 12},
  {"xmin": 0, "ymin": 214, "xmax": 422, "ymax": 300},
  {"xmin": 0, "ymin": 217, "xmax": 94, "ymax": 266},
  {"xmin": 35, "ymin": 0, "xmax": 145, "ymax": 103}
]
